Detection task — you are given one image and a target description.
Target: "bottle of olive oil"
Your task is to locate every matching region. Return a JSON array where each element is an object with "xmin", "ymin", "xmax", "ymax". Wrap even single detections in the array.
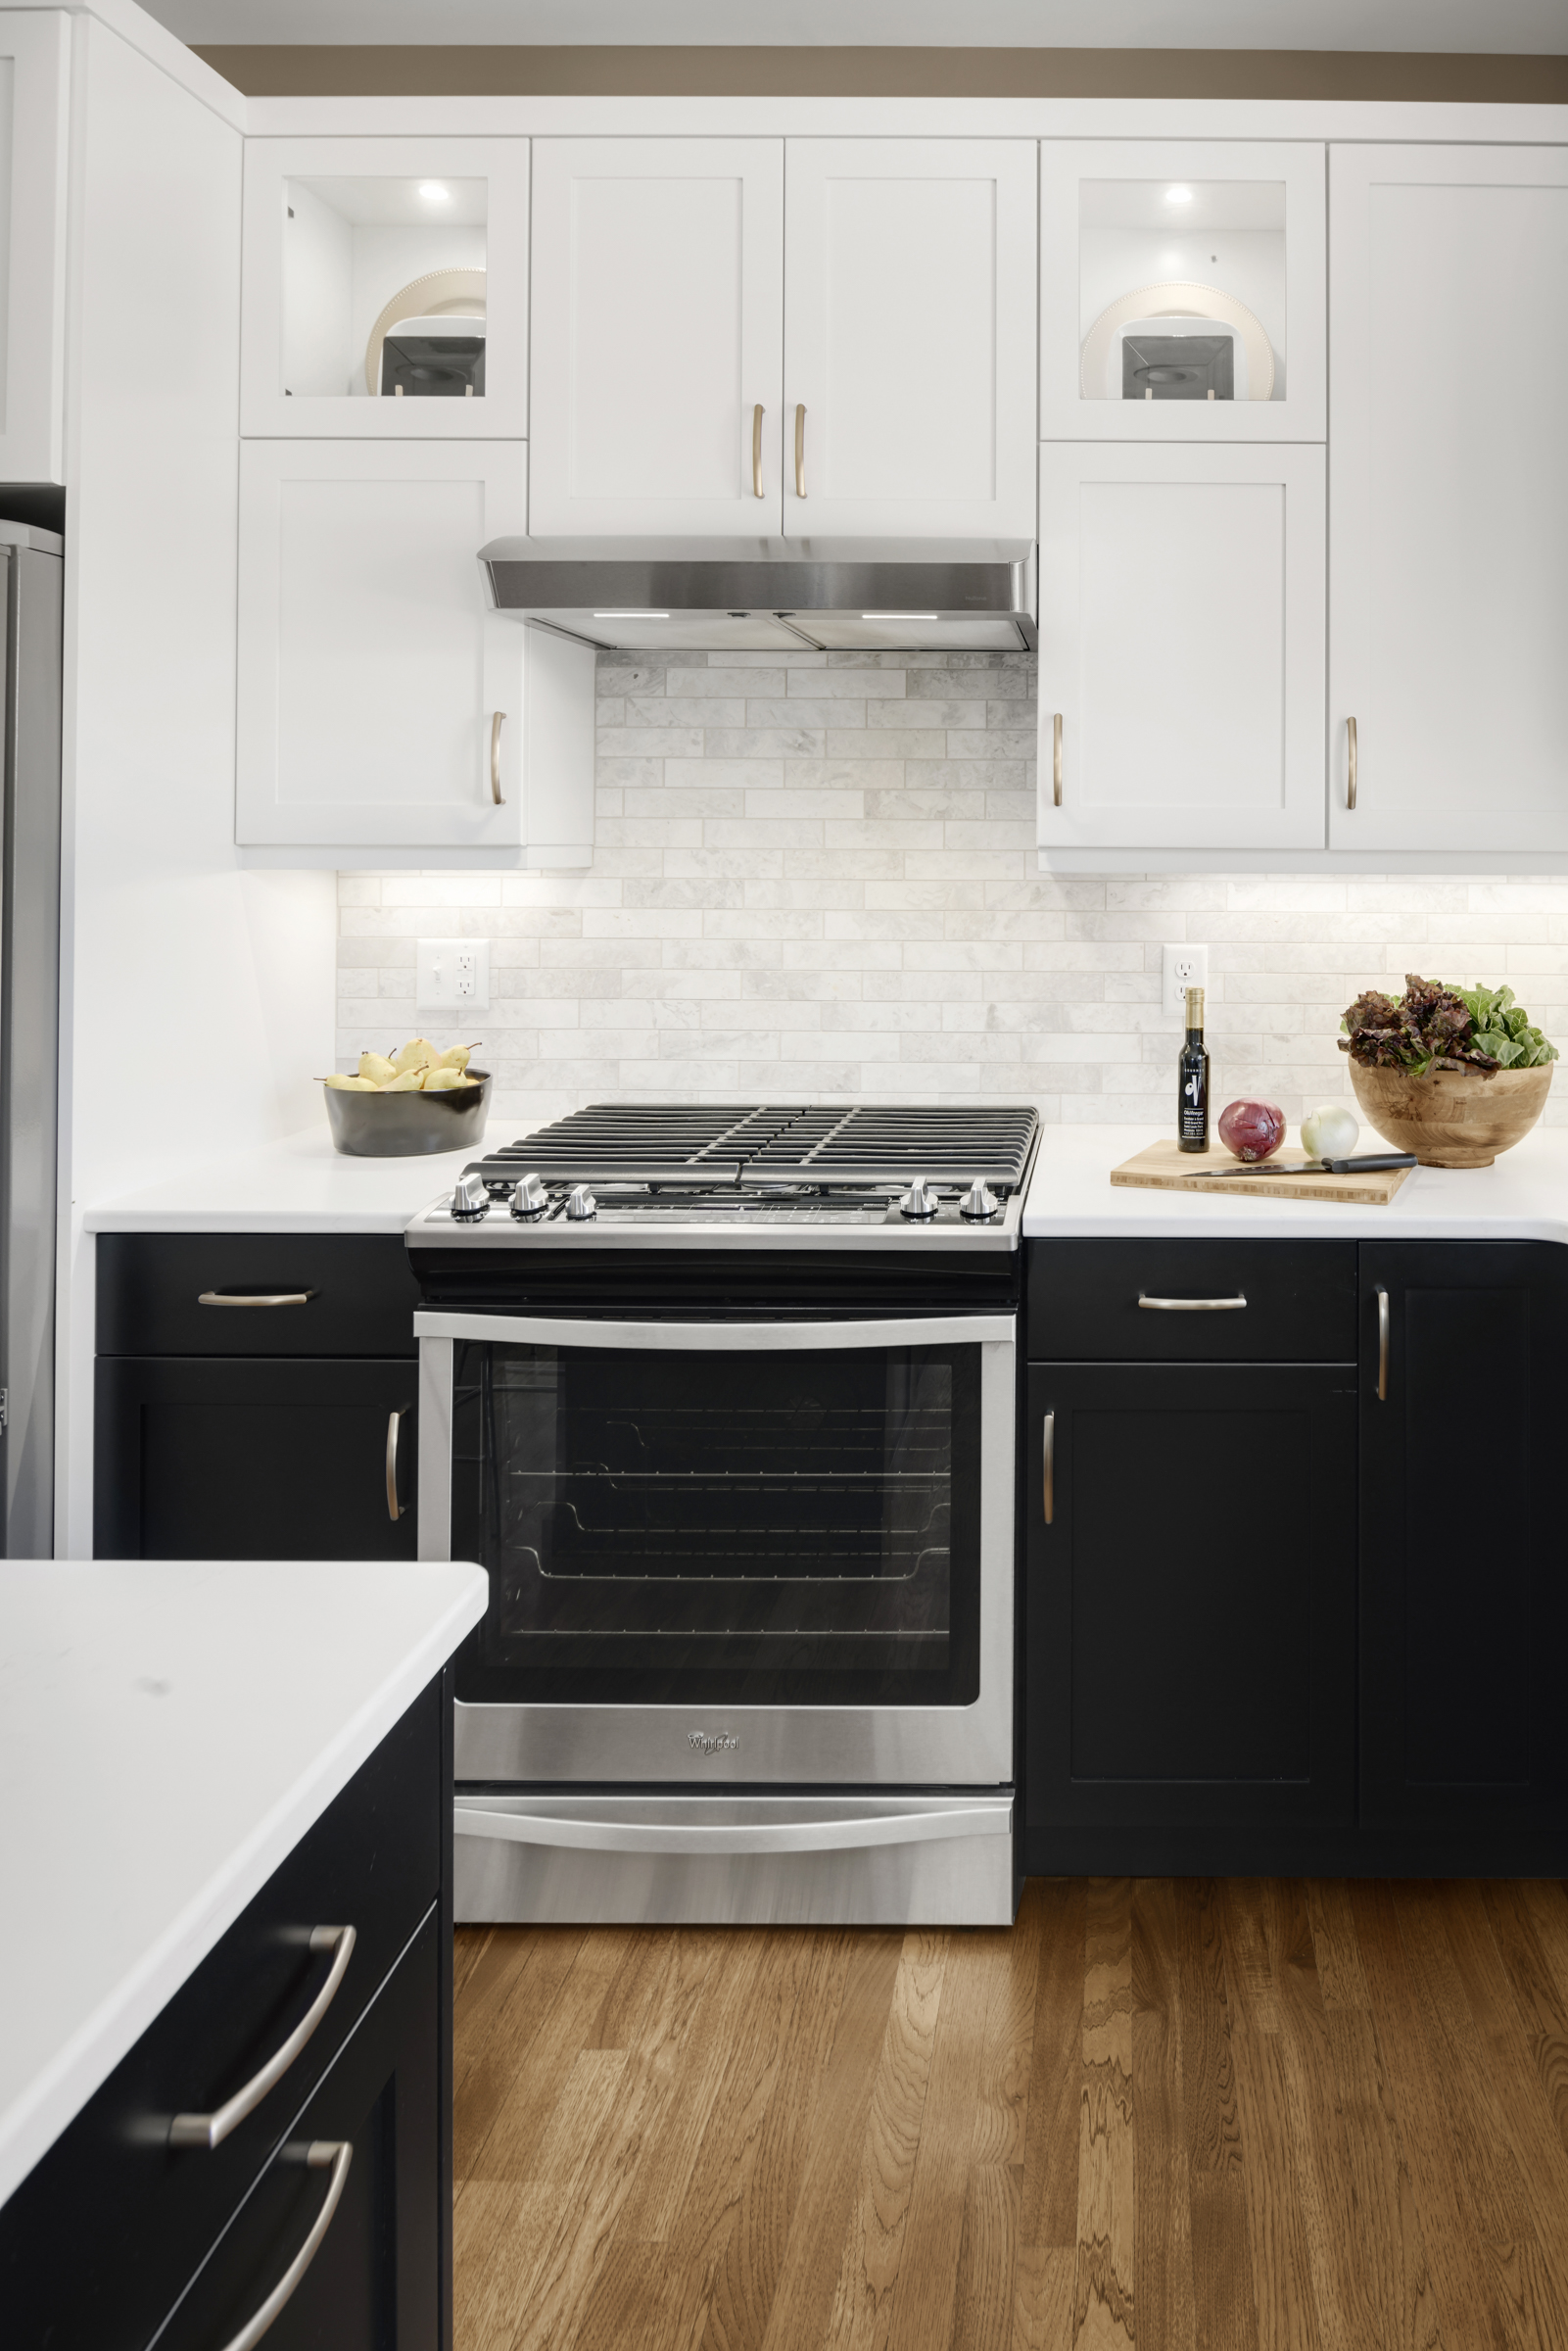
[{"xmin": 1177, "ymin": 985, "xmax": 1210, "ymax": 1152}]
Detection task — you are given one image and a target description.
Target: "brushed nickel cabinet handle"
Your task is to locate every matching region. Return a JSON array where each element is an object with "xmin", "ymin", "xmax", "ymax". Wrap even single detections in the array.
[
  {"xmin": 386, "ymin": 1406, "xmax": 410, "ymax": 1520},
  {"xmin": 1052, "ymin": 712, "xmax": 1063, "ymax": 807},
  {"xmin": 1138, "ymin": 1292, "xmax": 1248, "ymax": 1312},
  {"xmin": 752, "ymin": 403, "xmax": 764, "ymax": 499},
  {"xmin": 214, "ymin": 2138, "xmax": 353, "ymax": 2351},
  {"xmin": 169, "ymin": 1925, "xmax": 356, "ymax": 2149},
  {"xmin": 1347, "ymin": 715, "xmax": 1357, "ymax": 810},
  {"xmin": 198, "ymin": 1290, "xmax": 316, "ymax": 1308},
  {"xmin": 1377, "ymin": 1285, "xmax": 1390, "ymax": 1401},
  {"xmin": 1042, "ymin": 1410, "xmax": 1055, "ymax": 1525},
  {"xmin": 794, "ymin": 403, "xmax": 807, "ymax": 500},
  {"xmin": 490, "ymin": 710, "xmax": 505, "ymax": 806}
]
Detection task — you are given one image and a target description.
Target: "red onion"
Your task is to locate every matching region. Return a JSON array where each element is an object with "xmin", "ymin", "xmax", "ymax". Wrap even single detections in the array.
[{"xmin": 1218, "ymin": 1098, "xmax": 1287, "ymax": 1162}]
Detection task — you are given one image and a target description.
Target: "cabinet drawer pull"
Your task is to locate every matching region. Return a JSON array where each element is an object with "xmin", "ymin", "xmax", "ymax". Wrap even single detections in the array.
[
  {"xmin": 794, "ymin": 403, "xmax": 807, "ymax": 500},
  {"xmin": 198, "ymin": 1291, "xmax": 316, "ymax": 1308},
  {"xmin": 386, "ymin": 1406, "xmax": 410, "ymax": 1521},
  {"xmin": 1347, "ymin": 715, "xmax": 1358, "ymax": 810},
  {"xmin": 215, "ymin": 2139, "xmax": 353, "ymax": 2351},
  {"xmin": 1052, "ymin": 713, "xmax": 1063, "ymax": 807},
  {"xmin": 1042, "ymin": 1410, "xmax": 1054, "ymax": 1524},
  {"xmin": 169, "ymin": 1924, "xmax": 356, "ymax": 2149},
  {"xmin": 490, "ymin": 710, "xmax": 506, "ymax": 806},
  {"xmin": 752, "ymin": 402, "xmax": 765, "ymax": 499},
  {"xmin": 1376, "ymin": 1285, "xmax": 1390, "ymax": 1400},
  {"xmin": 1138, "ymin": 1291, "xmax": 1247, "ymax": 1312}
]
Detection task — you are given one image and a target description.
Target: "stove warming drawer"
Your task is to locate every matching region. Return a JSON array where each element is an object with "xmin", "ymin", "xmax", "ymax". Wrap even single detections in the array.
[{"xmin": 452, "ymin": 1792, "xmax": 1016, "ymax": 1926}]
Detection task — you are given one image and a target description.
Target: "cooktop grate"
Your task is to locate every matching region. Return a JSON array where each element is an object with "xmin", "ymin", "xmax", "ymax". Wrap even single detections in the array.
[{"xmin": 471, "ymin": 1103, "xmax": 1038, "ymax": 1191}]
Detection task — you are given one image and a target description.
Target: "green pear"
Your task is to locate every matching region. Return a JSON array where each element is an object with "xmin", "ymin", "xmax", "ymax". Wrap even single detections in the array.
[{"xmin": 358, "ymin": 1051, "xmax": 396, "ymax": 1085}]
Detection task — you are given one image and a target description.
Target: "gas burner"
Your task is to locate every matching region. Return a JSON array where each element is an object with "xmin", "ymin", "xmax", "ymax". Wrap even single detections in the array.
[{"xmin": 412, "ymin": 1103, "xmax": 1039, "ymax": 1251}]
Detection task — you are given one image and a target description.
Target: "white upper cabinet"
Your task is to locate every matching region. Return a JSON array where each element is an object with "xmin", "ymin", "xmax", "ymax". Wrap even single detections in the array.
[
  {"xmin": 237, "ymin": 441, "xmax": 594, "ymax": 864},
  {"xmin": 1040, "ymin": 140, "xmax": 1325, "ymax": 444},
  {"xmin": 529, "ymin": 137, "xmax": 784, "ymax": 537},
  {"xmin": 1037, "ymin": 443, "xmax": 1326, "ymax": 854},
  {"xmin": 784, "ymin": 139, "xmax": 1037, "ymax": 539},
  {"xmin": 1329, "ymin": 145, "xmax": 1568, "ymax": 856},
  {"xmin": 0, "ymin": 12, "xmax": 68, "ymax": 484},
  {"xmin": 240, "ymin": 137, "xmax": 529, "ymax": 438}
]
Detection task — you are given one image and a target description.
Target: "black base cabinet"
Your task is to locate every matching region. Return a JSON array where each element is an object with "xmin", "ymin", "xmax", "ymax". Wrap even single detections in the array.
[
  {"xmin": 1024, "ymin": 1361, "xmax": 1357, "ymax": 1839},
  {"xmin": 1359, "ymin": 1241, "xmax": 1568, "ymax": 1834},
  {"xmin": 1022, "ymin": 1236, "xmax": 1568, "ymax": 1874},
  {"xmin": 0, "ymin": 1675, "xmax": 454, "ymax": 2351},
  {"xmin": 94, "ymin": 1236, "xmax": 421, "ymax": 1561}
]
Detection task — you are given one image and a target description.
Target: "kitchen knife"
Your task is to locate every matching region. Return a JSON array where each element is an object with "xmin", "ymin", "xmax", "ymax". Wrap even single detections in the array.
[{"xmin": 1180, "ymin": 1151, "xmax": 1418, "ymax": 1179}]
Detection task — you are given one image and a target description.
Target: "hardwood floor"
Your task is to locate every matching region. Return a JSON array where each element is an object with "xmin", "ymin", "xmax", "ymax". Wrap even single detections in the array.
[{"xmin": 451, "ymin": 1877, "xmax": 1568, "ymax": 2351}]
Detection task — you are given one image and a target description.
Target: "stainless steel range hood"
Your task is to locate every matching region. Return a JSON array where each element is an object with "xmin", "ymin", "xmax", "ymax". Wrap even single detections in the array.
[{"xmin": 478, "ymin": 538, "xmax": 1036, "ymax": 652}]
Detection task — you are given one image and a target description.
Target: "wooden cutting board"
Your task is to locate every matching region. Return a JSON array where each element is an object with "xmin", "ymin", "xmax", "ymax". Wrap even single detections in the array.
[{"xmin": 1111, "ymin": 1135, "xmax": 1413, "ymax": 1206}]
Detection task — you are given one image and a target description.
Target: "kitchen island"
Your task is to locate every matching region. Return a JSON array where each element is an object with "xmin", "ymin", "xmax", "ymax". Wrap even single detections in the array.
[{"xmin": 0, "ymin": 1557, "xmax": 486, "ymax": 2346}]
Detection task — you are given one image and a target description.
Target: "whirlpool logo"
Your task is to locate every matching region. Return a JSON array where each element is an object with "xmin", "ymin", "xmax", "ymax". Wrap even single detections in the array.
[{"xmin": 688, "ymin": 1730, "xmax": 739, "ymax": 1756}]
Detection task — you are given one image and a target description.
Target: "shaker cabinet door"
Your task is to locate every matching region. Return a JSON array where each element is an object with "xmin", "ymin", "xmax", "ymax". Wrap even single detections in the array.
[
  {"xmin": 236, "ymin": 440, "xmax": 594, "ymax": 862},
  {"xmin": 0, "ymin": 10, "xmax": 69, "ymax": 484},
  {"xmin": 784, "ymin": 138, "xmax": 1037, "ymax": 539},
  {"xmin": 1329, "ymin": 146, "xmax": 1568, "ymax": 852},
  {"xmin": 1036, "ymin": 442, "xmax": 1326, "ymax": 852},
  {"xmin": 529, "ymin": 137, "xmax": 784, "ymax": 536},
  {"xmin": 1024, "ymin": 1362, "xmax": 1357, "ymax": 1838},
  {"xmin": 1358, "ymin": 1243, "xmax": 1568, "ymax": 1828}
]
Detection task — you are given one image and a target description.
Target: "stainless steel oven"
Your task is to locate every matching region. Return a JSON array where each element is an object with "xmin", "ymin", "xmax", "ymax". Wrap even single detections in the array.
[{"xmin": 407, "ymin": 1102, "xmax": 1035, "ymax": 1925}]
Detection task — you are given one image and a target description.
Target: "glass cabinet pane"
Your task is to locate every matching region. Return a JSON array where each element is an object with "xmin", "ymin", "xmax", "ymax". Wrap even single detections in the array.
[
  {"xmin": 452, "ymin": 1338, "xmax": 983, "ymax": 1708},
  {"xmin": 281, "ymin": 174, "xmax": 488, "ymax": 402},
  {"xmin": 1078, "ymin": 177, "xmax": 1286, "ymax": 405}
]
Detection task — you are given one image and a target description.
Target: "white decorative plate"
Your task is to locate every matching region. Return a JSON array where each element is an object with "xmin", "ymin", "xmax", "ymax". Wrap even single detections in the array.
[
  {"xmin": 364, "ymin": 268, "xmax": 487, "ymax": 397},
  {"xmin": 1079, "ymin": 280, "xmax": 1275, "ymax": 403}
]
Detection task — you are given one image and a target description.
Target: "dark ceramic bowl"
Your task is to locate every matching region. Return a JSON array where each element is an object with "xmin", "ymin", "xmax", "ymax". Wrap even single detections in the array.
[{"xmin": 322, "ymin": 1069, "xmax": 491, "ymax": 1158}]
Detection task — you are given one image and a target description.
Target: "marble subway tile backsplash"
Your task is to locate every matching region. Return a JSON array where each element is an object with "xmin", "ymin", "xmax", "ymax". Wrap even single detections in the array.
[{"xmin": 336, "ymin": 648, "xmax": 1568, "ymax": 1131}]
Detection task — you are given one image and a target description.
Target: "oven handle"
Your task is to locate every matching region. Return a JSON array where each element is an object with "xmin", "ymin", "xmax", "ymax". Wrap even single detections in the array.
[
  {"xmin": 452, "ymin": 1802, "xmax": 1011, "ymax": 1854},
  {"xmin": 415, "ymin": 1312, "xmax": 1017, "ymax": 1352}
]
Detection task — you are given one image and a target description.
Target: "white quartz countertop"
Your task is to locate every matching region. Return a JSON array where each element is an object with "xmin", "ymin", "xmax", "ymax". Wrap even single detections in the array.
[
  {"xmin": 0, "ymin": 1559, "xmax": 487, "ymax": 2209},
  {"xmin": 83, "ymin": 1125, "xmax": 479, "ymax": 1233},
  {"xmin": 1022, "ymin": 1122, "xmax": 1568, "ymax": 1242}
]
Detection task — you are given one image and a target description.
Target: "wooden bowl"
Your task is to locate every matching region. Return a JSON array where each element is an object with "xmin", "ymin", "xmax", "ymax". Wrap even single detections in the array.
[{"xmin": 1347, "ymin": 1060, "xmax": 1553, "ymax": 1168}]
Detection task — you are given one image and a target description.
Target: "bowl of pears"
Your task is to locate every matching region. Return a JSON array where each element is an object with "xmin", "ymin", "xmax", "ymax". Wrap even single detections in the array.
[{"xmin": 320, "ymin": 1037, "xmax": 489, "ymax": 1157}]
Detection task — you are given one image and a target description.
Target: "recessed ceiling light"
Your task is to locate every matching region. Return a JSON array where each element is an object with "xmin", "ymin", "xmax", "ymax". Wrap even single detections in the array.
[
  {"xmin": 594, "ymin": 611, "xmax": 669, "ymax": 619},
  {"xmin": 1164, "ymin": 185, "xmax": 1194, "ymax": 206},
  {"xmin": 418, "ymin": 182, "xmax": 452, "ymax": 202}
]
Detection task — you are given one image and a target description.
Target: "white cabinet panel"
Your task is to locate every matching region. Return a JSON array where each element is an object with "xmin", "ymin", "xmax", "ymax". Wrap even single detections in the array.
[
  {"xmin": 1330, "ymin": 146, "xmax": 1568, "ymax": 855},
  {"xmin": 529, "ymin": 137, "xmax": 784, "ymax": 536},
  {"xmin": 237, "ymin": 443, "xmax": 593, "ymax": 862},
  {"xmin": 1040, "ymin": 140, "xmax": 1325, "ymax": 444},
  {"xmin": 0, "ymin": 12, "xmax": 68, "ymax": 484},
  {"xmin": 784, "ymin": 139, "xmax": 1037, "ymax": 539},
  {"xmin": 240, "ymin": 137, "xmax": 528, "ymax": 438},
  {"xmin": 1038, "ymin": 445, "xmax": 1325, "ymax": 853}
]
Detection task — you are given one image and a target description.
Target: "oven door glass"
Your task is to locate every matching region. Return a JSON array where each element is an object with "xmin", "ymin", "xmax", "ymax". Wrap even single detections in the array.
[{"xmin": 451, "ymin": 1335, "xmax": 982, "ymax": 1707}]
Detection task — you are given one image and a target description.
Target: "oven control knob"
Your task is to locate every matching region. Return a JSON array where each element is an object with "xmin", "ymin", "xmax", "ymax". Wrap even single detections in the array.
[
  {"xmin": 565, "ymin": 1184, "xmax": 597, "ymax": 1222},
  {"xmin": 509, "ymin": 1172, "xmax": 547, "ymax": 1220},
  {"xmin": 451, "ymin": 1171, "xmax": 490, "ymax": 1222},
  {"xmin": 899, "ymin": 1176, "xmax": 940, "ymax": 1221},
  {"xmin": 960, "ymin": 1178, "xmax": 1000, "ymax": 1222}
]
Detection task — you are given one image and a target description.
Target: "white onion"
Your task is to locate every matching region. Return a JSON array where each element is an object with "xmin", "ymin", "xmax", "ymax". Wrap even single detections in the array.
[{"xmin": 1301, "ymin": 1103, "xmax": 1359, "ymax": 1161}]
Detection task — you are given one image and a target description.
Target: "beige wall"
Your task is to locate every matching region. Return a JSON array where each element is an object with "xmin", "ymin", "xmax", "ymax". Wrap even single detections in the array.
[{"xmin": 193, "ymin": 46, "xmax": 1568, "ymax": 102}]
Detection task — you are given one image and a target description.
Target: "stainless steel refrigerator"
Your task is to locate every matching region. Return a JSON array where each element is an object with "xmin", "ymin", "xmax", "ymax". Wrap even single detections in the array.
[{"xmin": 0, "ymin": 519, "xmax": 62, "ymax": 1558}]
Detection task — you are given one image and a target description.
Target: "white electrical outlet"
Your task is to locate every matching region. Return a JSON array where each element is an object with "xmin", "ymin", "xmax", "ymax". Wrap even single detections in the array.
[
  {"xmin": 416, "ymin": 937, "xmax": 490, "ymax": 1014},
  {"xmin": 1162, "ymin": 942, "xmax": 1210, "ymax": 1019}
]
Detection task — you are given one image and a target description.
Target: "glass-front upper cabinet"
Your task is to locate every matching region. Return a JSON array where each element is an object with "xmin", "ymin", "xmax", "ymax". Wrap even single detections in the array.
[
  {"xmin": 1039, "ymin": 140, "xmax": 1325, "ymax": 442},
  {"xmin": 240, "ymin": 137, "xmax": 528, "ymax": 437}
]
